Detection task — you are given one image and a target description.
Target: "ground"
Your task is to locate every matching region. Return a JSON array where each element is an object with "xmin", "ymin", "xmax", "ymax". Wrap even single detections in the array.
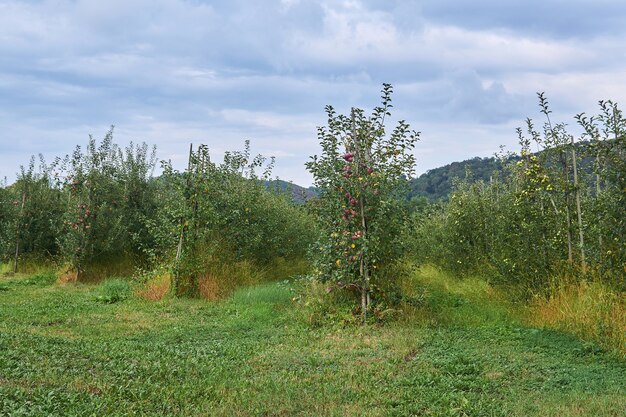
[{"xmin": 0, "ymin": 270, "xmax": 624, "ymax": 416}]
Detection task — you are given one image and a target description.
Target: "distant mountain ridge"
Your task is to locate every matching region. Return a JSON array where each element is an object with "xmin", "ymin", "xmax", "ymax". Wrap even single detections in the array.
[
  {"xmin": 407, "ymin": 140, "xmax": 598, "ymax": 201},
  {"xmin": 270, "ymin": 157, "xmax": 512, "ymax": 203},
  {"xmin": 276, "ymin": 142, "xmax": 597, "ymax": 203},
  {"xmin": 266, "ymin": 180, "xmax": 318, "ymax": 203}
]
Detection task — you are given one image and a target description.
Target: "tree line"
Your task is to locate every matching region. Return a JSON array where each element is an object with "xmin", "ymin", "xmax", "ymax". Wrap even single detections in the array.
[
  {"xmin": 1, "ymin": 87, "xmax": 624, "ymax": 314},
  {"xmin": 0, "ymin": 131, "xmax": 315, "ymax": 295}
]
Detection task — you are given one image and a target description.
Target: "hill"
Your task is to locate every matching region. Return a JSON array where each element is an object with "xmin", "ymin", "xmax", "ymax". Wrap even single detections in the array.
[
  {"xmin": 274, "ymin": 142, "xmax": 598, "ymax": 203},
  {"xmin": 266, "ymin": 179, "xmax": 318, "ymax": 203},
  {"xmin": 408, "ymin": 156, "xmax": 512, "ymax": 201},
  {"xmin": 407, "ymin": 140, "xmax": 599, "ymax": 201}
]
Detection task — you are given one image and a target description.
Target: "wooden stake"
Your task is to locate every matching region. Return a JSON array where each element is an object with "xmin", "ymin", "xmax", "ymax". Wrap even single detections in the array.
[
  {"xmin": 174, "ymin": 143, "xmax": 193, "ymax": 294},
  {"xmin": 571, "ymin": 137, "xmax": 586, "ymax": 271},
  {"xmin": 13, "ymin": 191, "xmax": 26, "ymax": 273}
]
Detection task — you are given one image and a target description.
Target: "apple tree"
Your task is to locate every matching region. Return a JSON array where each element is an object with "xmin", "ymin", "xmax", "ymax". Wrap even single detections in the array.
[{"xmin": 306, "ymin": 84, "xmax": 419, "ymax": 322}]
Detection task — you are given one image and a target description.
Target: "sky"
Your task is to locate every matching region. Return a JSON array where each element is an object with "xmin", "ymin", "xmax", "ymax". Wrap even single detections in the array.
[{"xmin": 1, "ymin": 0, "xmax": 626, "ymax": 186}]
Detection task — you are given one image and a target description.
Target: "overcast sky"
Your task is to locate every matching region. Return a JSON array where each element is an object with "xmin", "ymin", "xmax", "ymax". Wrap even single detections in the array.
[{"xmin": 1, "ymin": 0, "xmax": 626, "ymax": 185}]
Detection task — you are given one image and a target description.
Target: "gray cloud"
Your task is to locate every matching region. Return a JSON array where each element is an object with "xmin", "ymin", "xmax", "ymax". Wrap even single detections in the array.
[
  {"xmin": 1, "ymin": 0, "xmax": 626, "ymax": 185},
  {"xmin": 413, "ymin": 0, "xmax": 626, "ymax": 40}
]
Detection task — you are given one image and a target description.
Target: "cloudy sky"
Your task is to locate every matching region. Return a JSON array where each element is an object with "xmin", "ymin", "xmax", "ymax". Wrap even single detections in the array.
[{"xmin": 1, "ymin": 0, "xmax": 625, "ymax": 185}]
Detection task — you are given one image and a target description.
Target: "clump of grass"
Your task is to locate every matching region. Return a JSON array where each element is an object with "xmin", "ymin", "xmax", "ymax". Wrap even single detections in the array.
[
  {"xmin": 20, "ymin": 271, "xmax": 57, "ymax": 287},
  {"xmin": 0, "ymin": 262, "xmax": 12, "ymax": 275},
  {"xmin": 198, "ymin": 274, "xmax": 222, "ymax": 301},
  {"xmin": 198, "ymin": 259, "xmax": 264, "ymax": 300},
  {"xmin": 230, "ymin": 282, "xmax": 291, "ymax": 305},
  {"xmin": 529, "ymin": 281, "xmax": 626, "ymax": 357},
  {"xmin": 136, "ymin": 272, "xmax": 171, "ymax": 301},
  {"xmin": 399, "ymin": 265, "xmax": 521, "ymax": 328},
  {"xmin": 96, "ymin": 278, "xmax": 132, "ymax": 304}
]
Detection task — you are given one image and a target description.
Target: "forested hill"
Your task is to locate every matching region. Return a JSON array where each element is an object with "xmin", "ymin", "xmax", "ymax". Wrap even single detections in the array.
[
  {"xmin": 273, "ymin": 143, "xmax": 597, "ymax": 203},
  {"xmin": 265, "ymin": 157, "xmax": 512, "ymax": 203},
  {"xmin": 407, "ymin": 140, "xmax": 597, "ymax": 201},
  {"xmin": 407, "ymin": 156, "xmax": 512, "ymax": 201}
]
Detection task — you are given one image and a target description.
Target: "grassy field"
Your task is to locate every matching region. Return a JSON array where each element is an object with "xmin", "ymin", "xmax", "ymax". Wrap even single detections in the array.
[{"xmin": 0, "ymin": 269, "xmax": 625, "ymax": 416}]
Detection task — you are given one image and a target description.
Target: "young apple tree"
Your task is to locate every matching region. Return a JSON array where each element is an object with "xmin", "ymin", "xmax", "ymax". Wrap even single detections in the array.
[{"xmin": 306, "ymin": 84, "xmax": 419, "ymax": 323}]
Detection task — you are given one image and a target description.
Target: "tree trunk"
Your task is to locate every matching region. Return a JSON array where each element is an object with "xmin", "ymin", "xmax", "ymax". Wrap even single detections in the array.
[{"xmin": 352, "ymin": 108, "xmax": 369, "ymax": 324}]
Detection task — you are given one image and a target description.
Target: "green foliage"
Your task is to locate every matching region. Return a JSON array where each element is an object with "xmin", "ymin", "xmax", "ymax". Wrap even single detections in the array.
[
  {"xmin": 54, "ymin": 129, "xmax": 157, "ymax": 279},
  {"xmin": 577, "ymin": 100, "xmax": 626, "ymax": 286},
  {"xmin": 306, "ymin": 84, "xmax": 419, "ymax": 321},
  {"xmin": 0, "ymin": 157, "xmax": 65, "ymax": 270},
  {"xmin": 0, "ymin": 182, "xmax": 16, "ymax": 262},
  {"xmin": 411, "ymin": 94, "xmax": 626, "ymax": 294},
  {"xmin": 2, "ymin": 130, "xmax": 315, "ymax": 291},
  {"xmin": 148, "ymin": 141, "xmax": 317, "ymax": 296}
]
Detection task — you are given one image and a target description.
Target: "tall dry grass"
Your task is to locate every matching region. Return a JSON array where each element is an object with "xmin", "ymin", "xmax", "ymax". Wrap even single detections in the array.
[
  {"xmin": 529, "ymin": 281, "xmax": 626, "ymax": 357},
  {"xmin": 198, "ymin": 259, "xmax": 263, "ymax": 300},
  {"xmin": 196, "ymin": 256, "xmax": 309, "ymax": 301},
  {"xmin": 136, "ymin": 272, "xmax": 171, "ymax": 301}
]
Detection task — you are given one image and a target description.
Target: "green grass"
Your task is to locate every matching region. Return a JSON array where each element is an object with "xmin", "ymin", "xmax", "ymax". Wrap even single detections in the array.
[{"xmin": 0, "ymin": 270, "xmax": 624, "ymax": 416}]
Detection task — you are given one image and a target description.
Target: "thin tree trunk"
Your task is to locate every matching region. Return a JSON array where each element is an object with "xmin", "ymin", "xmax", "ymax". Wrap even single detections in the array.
[
  {"xmin": 13, "ymin": 191, "xmax": 26, "ymax": 273},
  {"xmin": 571, "ymin": 139, "xmax": 586, "ymax": 271},
  {"xmin": 352, "ymin": 108, "xmax": 369, "ymax": 324},
  {"xmin": 540, "ymin": 199, "xmax": 549, "ymax": 273}
]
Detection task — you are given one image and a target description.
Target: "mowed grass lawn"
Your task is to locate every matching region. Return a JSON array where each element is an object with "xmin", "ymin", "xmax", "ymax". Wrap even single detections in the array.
[{"xmin": 0, "ymin": 270, "xmax": 625, "ymax": 417}]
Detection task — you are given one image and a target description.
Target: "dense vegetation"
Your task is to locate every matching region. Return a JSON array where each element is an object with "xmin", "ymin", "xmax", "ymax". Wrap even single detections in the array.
[
  {"xmin": 412, "ymin": 95, "xmax": 626, "ymax": 290},
  {"xmin": 0, "ymin": 86, "xmax": 624, "ymax": 415},
  {"xmin": 0, "ymin": 133, "xmax": 315, "ymax": 295}
]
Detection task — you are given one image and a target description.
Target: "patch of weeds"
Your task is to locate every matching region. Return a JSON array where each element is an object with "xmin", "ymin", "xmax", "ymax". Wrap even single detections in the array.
[
  {"xmin": 230, "ymin": 282, "xmax": 292, "ymax": 305},
  {"xmin": 23, "ymin": 271, "xmax": 57, "ymax": 286},
  {"xmin": 289, "ymin": 275, "xmax": 360, "ymax": 327},
  {"xmin": 96, "ymin": 278, "xmax": 132, "ymax": 304},
  {"xmin": 7, "ymin": 271, "xmax": 58, "ymax": 287}
]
